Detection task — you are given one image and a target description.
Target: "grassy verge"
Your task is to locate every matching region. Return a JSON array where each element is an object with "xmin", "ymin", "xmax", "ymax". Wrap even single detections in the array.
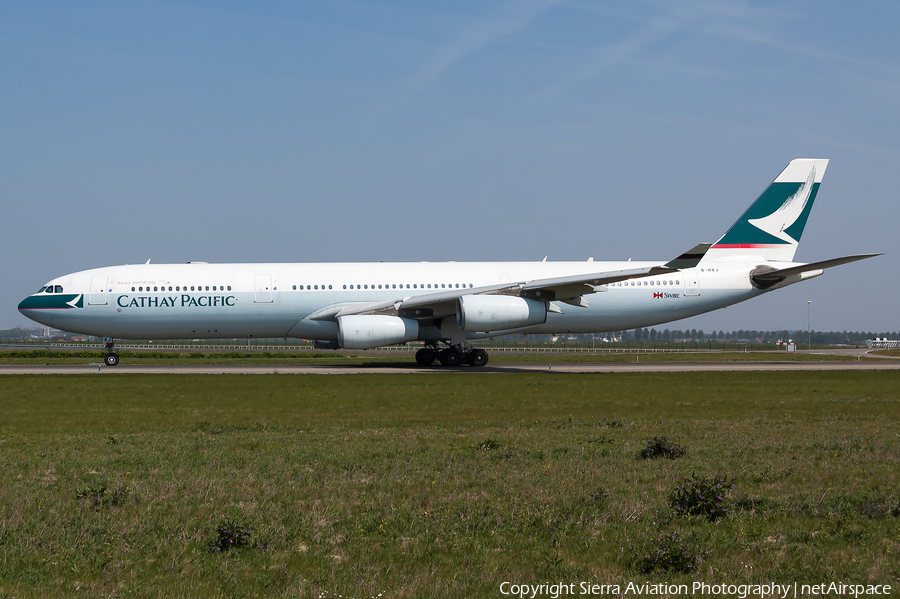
[
  {"xmin": 0, "ymin": 348, "xmax": 867, "ymax": 365},
  {"xmin": 1, "ymin": 372, "xmax": 898, "ymax": 597}
]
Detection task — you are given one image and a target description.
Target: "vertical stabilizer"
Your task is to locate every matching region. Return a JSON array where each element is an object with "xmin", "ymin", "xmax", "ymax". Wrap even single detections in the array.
[{"xmin": 705, "ymin": 159, "xmax": 828, "ymax": 263}]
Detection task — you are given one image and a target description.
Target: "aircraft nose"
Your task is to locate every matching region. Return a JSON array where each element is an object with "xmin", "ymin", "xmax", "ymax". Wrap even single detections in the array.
[{"xmin": 18, "ymin": 294, "xmax": 44, "ymax": 316}]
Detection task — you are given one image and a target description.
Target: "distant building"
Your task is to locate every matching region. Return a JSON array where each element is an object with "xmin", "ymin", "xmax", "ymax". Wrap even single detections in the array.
[{"xmin": 866, "ymin": 338, "xmax": 900, "ymax": 349}]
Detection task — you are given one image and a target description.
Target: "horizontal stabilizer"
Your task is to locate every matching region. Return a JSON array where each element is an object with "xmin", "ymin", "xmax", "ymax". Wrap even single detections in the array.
[
  {"xmin": 751, "ymin": 253, "xmax": 881, "ymax": 281},
  {"xmin": 665, "ymin": 243, "xmax": 712, "ymax": 269},
  {"xmin": 750, "ymin": 253, "xmax": 881, "ymax": 289}
]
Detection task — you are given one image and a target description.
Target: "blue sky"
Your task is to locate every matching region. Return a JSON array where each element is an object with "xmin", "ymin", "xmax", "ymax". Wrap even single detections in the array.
[{"xmin": 2, "ymin": 0, "xmax": 897, "ymax": 333}]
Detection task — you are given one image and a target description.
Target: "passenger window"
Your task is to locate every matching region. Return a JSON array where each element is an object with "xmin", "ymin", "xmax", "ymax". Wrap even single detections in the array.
[
  {"xmin": 328, "ymin": 285, "xmax": 332, "ymax": 290},
  {"xmin": 378, "ymin": 285, "xmax": 382, "ymax": 289},
  {"xmin": 191, "ymin": 286, "xmax": 195, "ymax": 291},
  {"xmin": 205, "ymin": 286, "xmax": 209, "ymax": 291},
  {"xmin": 227, "ymin": 286, "xmax": 232, "ymax": 291},
  {"xmin": 132, "ymin": 287, "xmax": 135, "ymax": 292},
  {"xmin": 169, "ymin": 286, "xmax": 173, "ymax": 291},
  {"xmin": 176, "ymin": 286, "xmax": 180, "ymax": 291},
  {"xmin": 413, "ymin": 284, "xmax": 417, "ymax": 288},
  {"xmin": 343, "ymin": 285, "xmax": 346, "ymax": 289}
]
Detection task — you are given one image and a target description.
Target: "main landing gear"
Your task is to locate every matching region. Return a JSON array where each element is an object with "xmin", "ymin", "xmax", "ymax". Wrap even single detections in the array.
[
  {"xmin": 103, "ymin": 338, "xmax": 119, "ymax": 367},
  {"xmin": 415, "ymin": 345, "xmax": 489, "ymax": 367}
]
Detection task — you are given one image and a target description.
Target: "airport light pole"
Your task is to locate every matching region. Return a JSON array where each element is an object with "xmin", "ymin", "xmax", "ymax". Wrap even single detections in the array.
[{"xmin": 807, "ymin": 301, "xmax": 812, "ymax": 349}]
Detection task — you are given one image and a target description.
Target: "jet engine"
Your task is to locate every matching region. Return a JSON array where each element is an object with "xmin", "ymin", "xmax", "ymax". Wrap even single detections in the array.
[
  {"xmin": 456, "ymin": 295, "xmax": 547, "ymax": 332},
  {"xmin": 337, "ymin": 315, "xmax": 419, "ymax": 349}
]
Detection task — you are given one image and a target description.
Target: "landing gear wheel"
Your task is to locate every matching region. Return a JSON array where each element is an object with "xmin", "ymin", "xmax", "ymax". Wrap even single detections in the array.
[
  {"xmin": 438, "ymin": 348, "xmax": 462, "ymax": 366},
  {"xmin": 104, "ymin": 353, "xmax": 120, "ymax": 367},
  {"xmin": 466, "ymin": 349, "xmax": 489, "ymax": 367},
  {"xmin": 415, "ymin": 347, "xmax": 436, "ymax": 366}
]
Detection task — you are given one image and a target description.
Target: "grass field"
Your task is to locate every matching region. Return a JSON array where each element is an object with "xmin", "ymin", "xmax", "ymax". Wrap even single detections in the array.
[{"xmin": 1, "ymin": 372, "xmax": 899, "ymax": 598}]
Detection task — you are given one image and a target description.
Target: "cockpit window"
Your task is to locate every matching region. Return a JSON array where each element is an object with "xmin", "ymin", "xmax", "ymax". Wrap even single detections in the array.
[
  {"xmin": 55, "ymin": 285, "xmax": 63, "ymax": 293},
  {"xmin": 37, "ymin": 286, "xmax": 47, "ymax": 293}
]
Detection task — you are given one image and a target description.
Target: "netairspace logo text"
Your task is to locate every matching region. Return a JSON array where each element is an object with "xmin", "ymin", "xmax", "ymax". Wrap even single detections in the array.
[{"xmin": 498, "ymin": 581, "xmax": 892, "ymax": 598}]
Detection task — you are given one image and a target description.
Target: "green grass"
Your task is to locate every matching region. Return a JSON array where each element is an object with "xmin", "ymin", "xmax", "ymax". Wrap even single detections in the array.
[{"xmin": 1, "ymin": 372, "xmax": 899, "ymax": 597}]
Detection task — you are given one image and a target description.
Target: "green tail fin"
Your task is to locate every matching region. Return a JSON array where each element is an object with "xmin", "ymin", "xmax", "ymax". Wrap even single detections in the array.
[{"xmin": 706, "ymin": 159, "xmax": 828, "ymax": 263}]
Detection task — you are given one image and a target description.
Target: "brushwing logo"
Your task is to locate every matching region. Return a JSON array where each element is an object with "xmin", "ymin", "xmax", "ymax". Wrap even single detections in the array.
[{"xmin": 747, "ymin": 165, "xmax": 816, "ymax": 244}]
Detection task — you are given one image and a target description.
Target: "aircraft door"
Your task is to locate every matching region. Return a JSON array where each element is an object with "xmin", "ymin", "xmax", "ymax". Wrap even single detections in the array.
[
  {"xmin": 254, "ymin": 273, "xmax": 273, "ymax": 303},
  {"xmin": 89, "ymin": 275, "xmax": 109, "ymax": 305},
  {"xmin": 683, "ymin": 268, "xmax": 700, "ymax": 296}
]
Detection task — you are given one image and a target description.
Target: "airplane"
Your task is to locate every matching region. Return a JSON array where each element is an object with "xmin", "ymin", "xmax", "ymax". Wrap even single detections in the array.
[{"xmin": 19, "ymin": 158, "xmax": 879, "ymax": 367}]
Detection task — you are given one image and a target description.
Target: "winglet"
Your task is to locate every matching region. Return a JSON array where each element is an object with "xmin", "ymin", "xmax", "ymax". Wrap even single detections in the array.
[{"xmin": 664, "ymin": 243, "xmax": 712, "ymax": 269}]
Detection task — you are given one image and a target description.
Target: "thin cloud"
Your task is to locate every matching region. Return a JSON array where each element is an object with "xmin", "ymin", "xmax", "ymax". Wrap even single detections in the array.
[
  {"xmin": 396, "ymin": 0, "xmax": 561, "ymax": 105},
  {"xmin": 525, "ymin": 15, "xmax": 683, "ymax": 107}
]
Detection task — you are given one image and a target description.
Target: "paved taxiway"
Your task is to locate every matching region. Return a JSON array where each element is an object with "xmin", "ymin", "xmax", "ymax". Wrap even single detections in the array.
[{"xmin": 2, "ymin": 360, "xmax": 899, "ymax": 375}]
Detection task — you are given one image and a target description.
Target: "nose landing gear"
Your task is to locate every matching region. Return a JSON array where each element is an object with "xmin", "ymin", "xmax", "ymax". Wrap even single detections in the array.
[{"xmin": 103, "ymin": 338, "xmax": 119, "ymax": 366}]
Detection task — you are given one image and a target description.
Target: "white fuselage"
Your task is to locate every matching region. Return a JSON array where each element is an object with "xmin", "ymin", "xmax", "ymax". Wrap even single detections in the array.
[{"xmin": 20, "ymin": 259, "xmax": 773, "ymax": 342}]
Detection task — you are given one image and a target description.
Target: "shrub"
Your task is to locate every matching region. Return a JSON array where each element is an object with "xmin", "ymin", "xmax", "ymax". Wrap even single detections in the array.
[
  {"xmin": 639, "ymin": 436, "xmax": 686, "ymax": 459},
  {"xmin": 668, "ymin": 474, "xmax": 735, "ymax": 521},
  {"xmin": 208, "ymin": 517, "xmax": 254, "ymax": 553},
  {"xmin": 633, "ymin": 532, "xmax": 709, "ymax": 574},
  {"xmin": 475, "ymin": 439, "xmax": 501, "ymax": 451},
  {"xmin": 590, "ymin": 488, "xmax": 608, "ymax": 504},
  {"xmin": 75, "ymin": 484, "xmax": 130, "ymax": 509}
]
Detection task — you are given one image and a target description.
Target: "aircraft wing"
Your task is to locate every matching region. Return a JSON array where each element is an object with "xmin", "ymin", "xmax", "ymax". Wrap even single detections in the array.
[
  {"xmin": 750, "ymin": 253, "xmax": 881, "ymax": 283},
  {"xmin": 326, "ymin": 264, "xmax": 678, "ymax": 320}
]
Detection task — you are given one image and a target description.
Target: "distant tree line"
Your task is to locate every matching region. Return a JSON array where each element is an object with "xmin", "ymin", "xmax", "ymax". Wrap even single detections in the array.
[{"xmin": 620, "ymin": 328, "xmax": 898, "ymax": 344}]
